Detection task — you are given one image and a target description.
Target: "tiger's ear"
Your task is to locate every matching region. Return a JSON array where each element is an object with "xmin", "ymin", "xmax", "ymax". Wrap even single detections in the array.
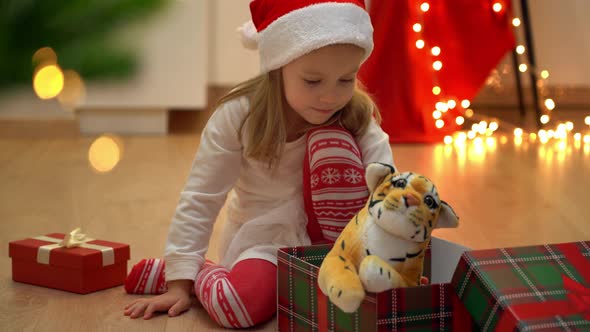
[
  {"xmin": 436, "ymin": 201, "xmax": 459, "ymax": 228},
  {"xmin": 366, "ymin": 163, "xmax": 396, "ymax": 193}
]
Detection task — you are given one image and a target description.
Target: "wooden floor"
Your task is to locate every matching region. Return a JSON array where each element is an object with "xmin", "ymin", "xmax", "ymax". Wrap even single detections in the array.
[{"xmin": 1, "ymin": 119, "xmax": 589, "ymax": 331}]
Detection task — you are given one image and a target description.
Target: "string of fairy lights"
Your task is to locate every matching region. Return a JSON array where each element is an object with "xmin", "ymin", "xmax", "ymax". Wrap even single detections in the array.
[
  {"xmin": 413, "ymin": 1, "xmax": 471, "ymax": 133},
  {"xmin": 412, "ymin": 0, "xmax": 590, "ymax": 151}
]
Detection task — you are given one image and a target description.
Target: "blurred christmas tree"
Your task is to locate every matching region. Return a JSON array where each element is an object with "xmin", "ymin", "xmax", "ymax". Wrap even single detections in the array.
[{"xmin": 0, "ymin": 0, "xmax": 169, "ymax": 91}]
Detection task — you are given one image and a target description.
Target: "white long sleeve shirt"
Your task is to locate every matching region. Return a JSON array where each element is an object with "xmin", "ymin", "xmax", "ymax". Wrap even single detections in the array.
[{"xmin": 164, "ymin": 96, "xmax": 394, "ymax": 281}]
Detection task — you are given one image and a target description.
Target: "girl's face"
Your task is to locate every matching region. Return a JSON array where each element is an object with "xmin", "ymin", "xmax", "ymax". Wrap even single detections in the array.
[{"xmin": 282, "ymin": 44, "xmax": 364, "ymax": 128}]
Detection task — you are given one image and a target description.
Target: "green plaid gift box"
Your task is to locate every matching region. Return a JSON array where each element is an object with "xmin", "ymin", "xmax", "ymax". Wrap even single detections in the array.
[
  {"xmin": 451, "ymin": 241, "xmax": 590, "ymax": 331},
  {"xmin": 278, "ymin": 243, "xmax": 475, "ymax": 332}
]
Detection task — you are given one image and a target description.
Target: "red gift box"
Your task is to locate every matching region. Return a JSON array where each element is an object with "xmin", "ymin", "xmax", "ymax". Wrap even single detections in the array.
[{"xmin": 9, "ymin": 232, "xmax": 130, "ymax": 294}]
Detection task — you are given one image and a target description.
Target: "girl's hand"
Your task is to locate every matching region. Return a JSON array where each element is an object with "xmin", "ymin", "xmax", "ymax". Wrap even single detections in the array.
[
  {"xmin": 420, "ymin": 276, "xmax": 430, "ymax": 285},
  {"xmin": 124, "ymin": 280, "xmax": 193, "ymax": 319}
]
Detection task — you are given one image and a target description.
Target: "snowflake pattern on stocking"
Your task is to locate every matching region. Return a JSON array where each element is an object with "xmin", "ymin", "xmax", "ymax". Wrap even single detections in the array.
[
  {"xmin": 311, "ymin": 174, "xmax": 319, "ymax": 188},
  {"xmin": 321, "ymin": 167, "xmax": 341, "ymax": 184},
  {"xmin": 344, "ymin": 168, "xmax": 362, "ymax": 184}
]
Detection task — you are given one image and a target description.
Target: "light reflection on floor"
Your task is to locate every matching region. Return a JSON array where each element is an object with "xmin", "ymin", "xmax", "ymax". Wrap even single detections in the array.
[{"xmin": 435, "ymin": 130, "xmax": 590, "ymax": 173}]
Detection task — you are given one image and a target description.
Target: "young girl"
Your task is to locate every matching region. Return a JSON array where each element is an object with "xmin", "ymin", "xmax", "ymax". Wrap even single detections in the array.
[{"xmin": 124, "ymin": 0, "xmax": 394, "ymax": 328}]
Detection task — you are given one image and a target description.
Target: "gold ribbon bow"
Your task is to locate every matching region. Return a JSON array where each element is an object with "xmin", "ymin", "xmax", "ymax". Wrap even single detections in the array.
[
  {"xmin": 60, "ymin": 227, "xmax": 91, "ymax": 248},
  {"xmin": 34, "ymin": 228, "xmax": 115, "ymax": 266}
]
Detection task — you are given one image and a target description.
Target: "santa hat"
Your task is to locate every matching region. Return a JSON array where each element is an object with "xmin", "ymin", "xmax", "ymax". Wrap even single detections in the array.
[{"xmin": 239, "ymin": 0, "xmax": 374, "ymax": 73}]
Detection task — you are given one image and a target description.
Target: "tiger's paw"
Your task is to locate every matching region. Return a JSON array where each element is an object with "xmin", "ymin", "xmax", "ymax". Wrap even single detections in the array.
[
  {"xmin": 326, "ymin": 283, "xmax": 365, "ymax": 313},
  {"xmin": 359, "ymin": 255, "xmax": 402, "ymax": 293},
  {"xmin": 318, "ymin": 256, "xmax": 366, "ymax": 313}
]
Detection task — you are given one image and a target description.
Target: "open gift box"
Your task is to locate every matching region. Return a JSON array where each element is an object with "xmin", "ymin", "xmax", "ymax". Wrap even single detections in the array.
[
  {"xmin": 277, "ymin": 237, "xmax": 476, "ymax": 331},
  {"xmin": 9, "ymin": 232, "xmax": 130, "ymax": 294}
]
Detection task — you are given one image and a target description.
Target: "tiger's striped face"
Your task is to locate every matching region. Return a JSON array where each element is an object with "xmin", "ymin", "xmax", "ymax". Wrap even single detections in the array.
[{"xmin": 368, "ymin": 171, "xmax": 443, "ymax": 243}]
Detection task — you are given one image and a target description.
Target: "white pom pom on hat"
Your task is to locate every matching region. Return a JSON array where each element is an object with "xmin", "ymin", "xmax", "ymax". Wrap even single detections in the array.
[
  {"xmin": 240, "ymin": 0, "xmax": 374, "ymax": 73},
  {"xmin": 238, "ymin": 20, "xmax": 259, "ymax": 50}
]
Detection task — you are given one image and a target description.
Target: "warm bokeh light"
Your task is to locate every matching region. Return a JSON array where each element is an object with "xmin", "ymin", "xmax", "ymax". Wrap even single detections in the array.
[
  {"xmin": 88, "ymin": 135, "xmax": 123, "ymax": 173},
  {"xmin": 584, "ymin": 135, "xmax": 590, "ymax": 144},
  {"xmin": 471, "ymin": 138, "xmax": 486, "ymax": 161},
  {"xmin": 486, "ymin": 137, "xmax": 496, "ymax": 149},
  {"xmin": 500, "ymin": 136, "xmax": 508, "ymax": 144},
  {"xmin": 33, "ymin": 65, "xmax": 64, "ymax": 99},
  {"xmin": 492, "ymin": 2, "xmax": 503, "ymax": 12},
  {"xmin": 433, "ymin": 110, "xmax": 442, "ymax": 119},
  {"xmin": 456, "ymin": 132, "xmax": 467, "ymax": 142},
  {"xmin": 574, "ymin": 133, "xmax": 582, "ymax": 141},
  {"xmin": 456, "ymin": 116, "xmax": 465, "ymax": 125},
  {"xmin": 433, "ymin": 61, "xmax": 443, "ymax": 71},
  {"xmin": 461, "ymin": 99, "xmax": 470, "ymax": 109},
  {"xmin": 541, "ymin": 70, "xmax": 550, "ymax": 79},
  {"xmin": 544, "ymin": 98, "xmax": 555, "ymax": 111},
  {"xmin": 540, "ymin": 115, "xmax": 550, "ymax": 124},
  {"xmin": 555, "ymin": 125, "xmax": 567, "ymax": 139},
  {"xmin": 416, "ymin": 39, "xmax": 425, "ymax": 49},
  {"xmin": 584, "ymin": 116, "xmax": 590, "ymax": 126},
  {"xmin": 413, "ymin": 23, "xmax": 422, "ymax": 32},
  {"xmin": 538, "ymin": 129, "xmax": 547, "ymax": 138},
  {"xmin": 556, "ymin": 142, "xmax": 567, "ymax": 163},
  {"xmin": 565, "ymin": 122, "xmax": 574, "ymax": 131},
  {"xmin": 489, "ymin": 122, "xmax": 499, "ymax": 131},
  {"xmin": 447, "ymin": 99, "xmax": 456, "ymax": 109},
  {"xmin": 514, "ymin": 128, "xmax": 523, "ymax": 137},
  {"xmin": 512, "ymin": 18, "xmax": 521, "ymax": 27},
  {"xmin": 514, "ymin": 136, "xmax": 523, "ymax": 146},
  {"xmin": 432, "ymin": 86, "xmax": 441, "ymax": 95},
  {"xmin": 477, "ymin": 125, "xmax": 486, "ymax": 135},
  {"xmin": 32, "ymin": 47, "xmax": 57, "ymax": 66},
  {"xmin": 519, "ymin": 64, "xmax": 528, "ymax": 72},
  {"xmin": 435, "ymin": 119, "xmax": 444, "ymax": 128},
  {"xmin": 420, "ymin": 2, "xmax": 430, "ymax": 12},
  {"xmin": 441, "ymin": 145, "xmax": 453, "ymax": 159},
  {"xmin": 516, "ymin": 45, "xmax": 525, "ymax": 54},
  {"xmin": 444, "ymin": 135, "xmax": 453, "ymax": 145},
  {"xmin": 529, "ymin": 133, "xmax": 537, "ymax": 141},
  {"xmin": 464, "ymin": 109, "xmax": 474, "ymax": 118},
  {"xmin": 436, "ymin": 102, "xmax": 449, "ymax": 112},
  {"xmin": 541, "ymin": 147, "xmax": 552, "ymax": 159},
  {"xmin": 431, "ymin": 46, "xmax": 441, "ymax": 56},
  {"xmin": 57, "ymin": 70, "xmax": 86, "ymax": 110},
  {"xmin": 467, "ymin": 131, "xmax": 476, "ymax": 140}
]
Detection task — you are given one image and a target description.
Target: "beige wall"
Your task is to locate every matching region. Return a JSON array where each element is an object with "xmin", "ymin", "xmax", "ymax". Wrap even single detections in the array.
[
  {"xmin": 208, "ymin": 0, "xmax": 259, "ymax": 85},
  {"xmin": 528, "ymin": 0, "xmax": 590, "ymax": 86}
]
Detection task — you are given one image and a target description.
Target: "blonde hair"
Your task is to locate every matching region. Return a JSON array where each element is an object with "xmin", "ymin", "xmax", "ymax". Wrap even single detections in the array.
[{"xmin": 216, "ymin": 69, "xmax": 382, "ymax": 168}]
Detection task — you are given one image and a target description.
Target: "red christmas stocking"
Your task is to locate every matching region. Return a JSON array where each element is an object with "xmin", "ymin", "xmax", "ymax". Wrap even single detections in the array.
[{"xmin": 303, "ymin": 125, "xmax": 368, "ymax": 243}]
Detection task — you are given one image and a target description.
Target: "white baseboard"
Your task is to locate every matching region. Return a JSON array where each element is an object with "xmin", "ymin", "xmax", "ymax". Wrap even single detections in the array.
[{"xmin": 77, "ymin": 108, "xmax": 168, "ymax": 135}]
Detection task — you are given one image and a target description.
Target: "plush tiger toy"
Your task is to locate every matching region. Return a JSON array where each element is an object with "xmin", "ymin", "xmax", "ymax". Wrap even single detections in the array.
[{"xmin": 318, "ymin": 162, "xmax": 459, "ymax": 313}]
